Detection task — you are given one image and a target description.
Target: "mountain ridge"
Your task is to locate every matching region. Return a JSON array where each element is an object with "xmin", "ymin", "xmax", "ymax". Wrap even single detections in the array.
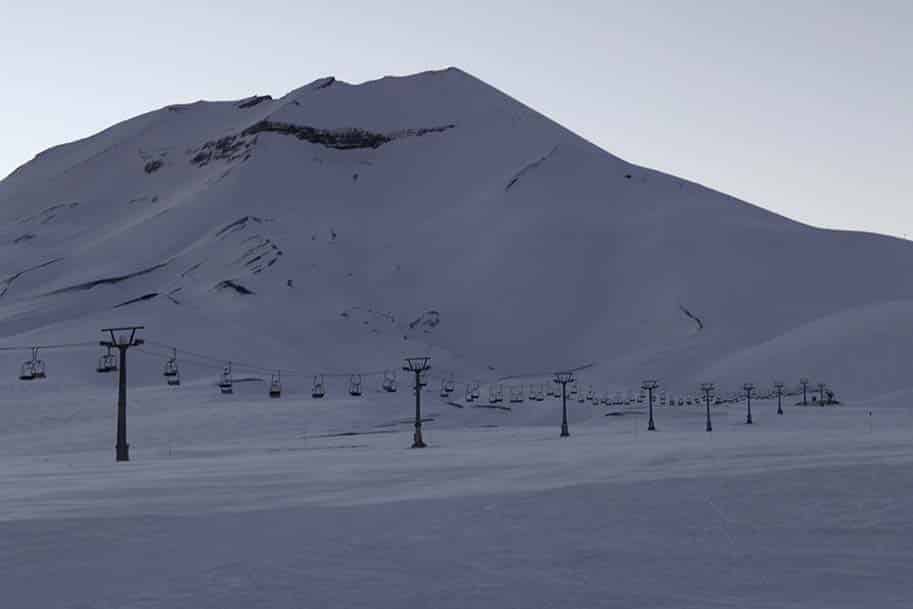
[{"xmin": 0, "ymin": 67, "xmax": 909, "ymax": 400}]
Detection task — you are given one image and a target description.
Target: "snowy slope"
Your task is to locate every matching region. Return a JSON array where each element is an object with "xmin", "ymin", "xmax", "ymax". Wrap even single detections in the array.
[{"xmin": 1, "ymin": 67, "xmax": 911, "ymax": 399}]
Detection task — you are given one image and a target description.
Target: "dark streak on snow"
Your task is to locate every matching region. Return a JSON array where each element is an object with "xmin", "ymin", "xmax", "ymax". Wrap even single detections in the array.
[
  {"xmin": 679, "ymin": 305, "xmax": 704, "ymax": 331},
  {"xmin": 239, "ymin": 120, "xmax": 456, "ymax": 151},
  {"xmin": 506, "ymin": 145, "xmax": 559, "ymax": 191},
  {"xmin": 114, "ymin": 293, "xmax": 159, "ymax": 308},
  {"xmin": 215, "ymin": 280, "xmax": 255, "ymax": 295},
  {"xmin": 181, "ymin": 262, "xmax": 203, "ymax": 278},
  {"xmin": 0, "ymin": 258, "xmax": 63, "ymax": 298},
  {"xmin": 19, "ymin": 202, "xmax": 79, "ymax": 225},
  {"xmin": 46, "ymin": 261, "xmax": 171, "ymax": 295},
  {"xmin": 144, "ymin": 160, "xmax": 163, "ymax": 174},
  {"xmin": 216, "ymin": 216, "xmax": 267, "ymax": 238},
  {"xmin": 409, "ymin": 310, "xmax": 441, "ymax": 332}
]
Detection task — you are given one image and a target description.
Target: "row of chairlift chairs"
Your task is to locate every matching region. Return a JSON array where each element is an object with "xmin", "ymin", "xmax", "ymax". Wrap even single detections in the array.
[
  {"xmin": 217, "ymin": 362, "xmax": 284, "ymax": 397},
  {"xmin": 216, "ymin": 366, "xmax": 367, "ymax": 400},
  {"xmin": 86, "ymin": 348, "xmax": 786, "ymax": 407},
  {"xmin": 85, "ymin": 346, "xmax": 732, "ymax": 408},
  {"xmin": 87, "ymin": 346, "xmax": 456, "ymax": 402},
  {"xmin": 465, "ymin": 382, "xmax": 652, "ymax": 407}
]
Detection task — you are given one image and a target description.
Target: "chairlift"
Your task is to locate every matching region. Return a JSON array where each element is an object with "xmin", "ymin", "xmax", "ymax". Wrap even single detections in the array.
[
  {"xmin": 488, "ymin": 384, "xmax": 498, "ymax": 403},
  {"xmin": 465, "ymin": 383, "xmax": 475, "ymax": 403},
  {"xmin": 19, "ymin": 360, "xmax": 35, "ymax": 381},
  {"xmin": 470, "ymin": 382, "xmax": 481, "ymax": 401},
  {"xmin": 348, "ymin": 374, "xmax": 363, "ymax": 397},
  {"xmin": 311, "ymin": 375, "xmax": 326, "ymax": 399},
  {"xmin": 509, "ymin": 386, "xmax": 524, "ymax": 404},
  {"xmin": 163, "ymin": 348, "xmax": 178, "ymax": 378},
  {"xmin": 444, "ymin": 373, "xmax": 456, "ymax": 393},
  {"xmin": 96, "ymin": 346, "xmax": 117, "ymax": 373},
  {"xmin": 269, "ymin": 371, "xmax": 282, "ymax": 398},
  {"xmin": 31, "ymin": 348, "xmax": 46, "ymax": 379},
  {"xmin": 382, "ymin": 370, "xmax": 398, "ymax": 393},
  {"xmin": 19, "ymin": 348, "xmax": 46, "ymax": 380},
  {"xmin": 218, "ymin": 362, "xmax": 233, "ymax": 394},
  {"xmin": 440, "ymin": 379, "xmax": 449, "ymax": 398}
]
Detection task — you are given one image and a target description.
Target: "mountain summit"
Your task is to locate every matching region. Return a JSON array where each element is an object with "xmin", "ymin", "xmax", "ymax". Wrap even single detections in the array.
[{"xmin": 1, "ymin": 68, "xmax": 911, "ymax": 398}]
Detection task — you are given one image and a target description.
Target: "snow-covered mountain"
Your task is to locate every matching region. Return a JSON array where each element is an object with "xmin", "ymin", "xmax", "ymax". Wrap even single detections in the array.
[{"xmin": 1, "ymin": 67, "xmax": 911, "ymax": 399}]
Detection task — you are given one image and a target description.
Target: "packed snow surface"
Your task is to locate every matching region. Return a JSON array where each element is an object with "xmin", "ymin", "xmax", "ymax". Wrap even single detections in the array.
[{"xmin": 1, "ymin": 383, "xmax": 912, "ymax": 608}]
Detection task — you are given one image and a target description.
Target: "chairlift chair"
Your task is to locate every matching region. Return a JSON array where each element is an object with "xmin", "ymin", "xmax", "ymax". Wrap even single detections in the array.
[
  {"xmin": 167, "ymin": 369, "xmax": 181, "ymax": 387},
  {"xmin": 218, "ymin": 363, "xmax": 233, "ymax": 394},
  {"xmin": 31, "ymin": 349, "xmax": 46, "ymax": 379},
  {"xmin": 19, "ymin": 360, "xmax": 35, "ymax": 381},
  {"xmin": 509, "ymin": 386, "xmax": 523, "ymax": 404},
  {"xmin": 163, "ymin": 348, "xmax": 178, "ymax": 378},
  {"xmin": 382, "ymin": 370, "xmax": 398, "ymax": 393},
  {"xmin": 96, "ymin": 346, "xmax": 117, "ymax": 373},
  {"xmin": 348, "ymin": 374, "xmax": 363, "ymax": 397},
  {"xmin": 440, "ymin": 379, "xmax": 449, "ymax": 398},
  {"xmin": 465, "ymin": 383, "xmax": 475, "ymax": 403},
  {"xmin": 269, "ymin": 371, "xmax": 282, "ymax": 398},
  {"xmin": 470, "ymin": 382, "xmax": 481, "ymax": 401},
  {"xmin": 311, "ymin": 375, "xmax": 326, "ymax": 399},
  {"xmin": 444, "ymin": 374, "xmax": 456, "ymax": 393}
]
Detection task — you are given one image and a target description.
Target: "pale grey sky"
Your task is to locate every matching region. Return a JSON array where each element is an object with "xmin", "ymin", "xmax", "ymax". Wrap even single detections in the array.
[{"xmin": 1, "ymin": 1, "xmax": 910, "ymax": 236}]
